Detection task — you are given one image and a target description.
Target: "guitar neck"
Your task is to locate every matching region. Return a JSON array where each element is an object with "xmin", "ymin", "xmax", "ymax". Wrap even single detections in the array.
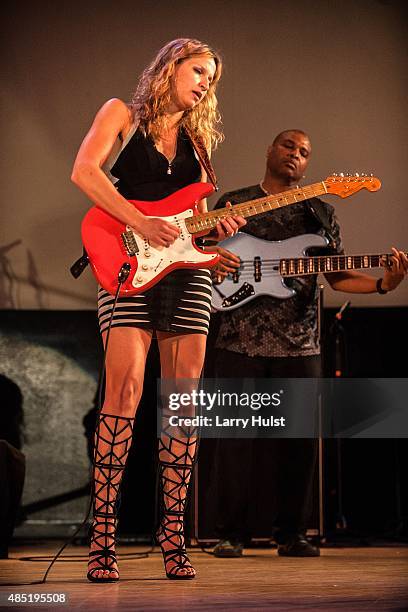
[
  {"xmin": 185, "ymin": 181, "xmax": 327, "ymax": 234},
  {"xmin": 279, "ymin": 252, "xmax": 406, "ymax": 277}
]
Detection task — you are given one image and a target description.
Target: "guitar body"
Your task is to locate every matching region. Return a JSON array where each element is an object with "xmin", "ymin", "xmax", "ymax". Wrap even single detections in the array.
[
  {"xmin": 212, "ymin": 233, "xmax": 328, "ymax": 310},
  {"xmin": 81, "ymin": 182, "xmax": 219, "ymax": 296}
]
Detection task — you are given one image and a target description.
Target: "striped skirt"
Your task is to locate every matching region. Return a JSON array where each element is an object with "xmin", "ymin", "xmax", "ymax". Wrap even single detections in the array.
[{"xmin": 97, "ymin": 268, "xmax": 212, "ymax": 336}]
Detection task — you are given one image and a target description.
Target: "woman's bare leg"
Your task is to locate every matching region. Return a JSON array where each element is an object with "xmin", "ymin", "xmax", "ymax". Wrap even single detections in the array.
[
  {"xmin": 103, "ymin": 327, "xmax": 153, "ymax": 417},
  {"xmin": 88, "ymin": 327, "xmax": 152, "ymax": 581},
  {"xmin": 156, "ymin": 331, "xmax": 206, "ymax": 578}
]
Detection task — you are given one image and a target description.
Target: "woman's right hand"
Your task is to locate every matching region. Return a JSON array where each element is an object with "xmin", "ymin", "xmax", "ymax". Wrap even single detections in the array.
[{"xmin": 136, "ymin": 216, "xmax": 180, "ymax": 247}]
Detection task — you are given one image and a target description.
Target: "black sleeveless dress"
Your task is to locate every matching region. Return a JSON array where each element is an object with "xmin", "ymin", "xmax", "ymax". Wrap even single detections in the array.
[{"xmin": 97, "ymin": 126, "xmax": 212, "ymax": 336}]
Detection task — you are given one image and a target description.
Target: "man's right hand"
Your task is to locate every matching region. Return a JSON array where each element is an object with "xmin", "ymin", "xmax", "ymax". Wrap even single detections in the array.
[{"xmin": 212, "ymin": 246, "xmax": 241, "ymax": 282}]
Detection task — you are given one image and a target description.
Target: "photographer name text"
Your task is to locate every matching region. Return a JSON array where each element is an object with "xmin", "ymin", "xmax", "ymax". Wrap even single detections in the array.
[{"xmin": 168, "ymin": 415, "xmax": 286, "ymax": 429}]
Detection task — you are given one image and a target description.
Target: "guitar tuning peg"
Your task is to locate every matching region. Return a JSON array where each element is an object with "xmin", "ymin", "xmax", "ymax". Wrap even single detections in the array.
[
  {"xmin": 332, "ymin": 172, "xmax": 338, "ymax": 177},
  {"xmin": 369, "ymin": 173, "xmax": 373, "ymax": 177},
  {"xmin": 354, "ymin": 172, "xmax": 359, "ymax": 177},
  {"xmin": 339, "ymin": 172, "xmax": 344, "ymax": 177},
  {"xmin": 361, "ymin": 172, "xmax": 366, "ymax": 177}
]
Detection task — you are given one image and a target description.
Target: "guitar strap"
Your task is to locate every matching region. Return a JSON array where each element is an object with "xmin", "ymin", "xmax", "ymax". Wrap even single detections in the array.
[
  {"xmin": 307, "ymin": 199, "xmax": 336, "ymax": 249},
  {"xmin": 183, "ymin": 125, "xmax": 218, "ymax": 191},
  {"xmin": 70, "ymin": 247, "xmax": 89, "ymax": 279}
]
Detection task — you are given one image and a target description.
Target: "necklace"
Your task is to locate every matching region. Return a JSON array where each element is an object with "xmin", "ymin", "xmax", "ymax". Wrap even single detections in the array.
[
  {"xmin": 167, "ymin": 158, "xmax": 174, "ymax": 175},
  {"xmin": 260, "ymin": 180, "xmax": 299, "ymax": 194},
  {"xmin": 157, "ymin": 127, "xmax": 179, "ymax": 175},
  {"xmin": 164, "ymin": 138, "xmax": 178, "ymax": 175},
  {"xmin": 259, "ymin": 180, "xmax": 270, "ymax": 195}
]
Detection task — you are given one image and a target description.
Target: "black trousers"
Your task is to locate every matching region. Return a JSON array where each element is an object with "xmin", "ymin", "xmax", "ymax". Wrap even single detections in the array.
[{"xmin": 210, "ymin": 348, "xmax": 321, "ymax": 544}]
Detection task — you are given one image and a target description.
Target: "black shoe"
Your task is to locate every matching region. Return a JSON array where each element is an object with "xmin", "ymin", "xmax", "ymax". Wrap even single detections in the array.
[
  {"xmin": 277, "ymin": 534, "xmax": 320, "ymax": 557},
  {"xmin": 213, "ymin": 539, "xmax": 244, "ymax": 558}
]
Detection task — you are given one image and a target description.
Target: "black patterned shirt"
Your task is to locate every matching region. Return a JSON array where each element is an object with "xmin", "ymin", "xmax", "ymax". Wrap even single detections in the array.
[{"xmin": 213, "ymin": 184, "xmax": 344, "ymax": 358}]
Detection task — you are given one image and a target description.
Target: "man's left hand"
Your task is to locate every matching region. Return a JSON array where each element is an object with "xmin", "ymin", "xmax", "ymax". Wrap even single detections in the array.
[
  {"xmin": 204, "ymin": 202, "xmax": 246, "ymax": 242},
  {"xmin": 381, "ymin": 248, "xmax": 408, "ymax": 291}
]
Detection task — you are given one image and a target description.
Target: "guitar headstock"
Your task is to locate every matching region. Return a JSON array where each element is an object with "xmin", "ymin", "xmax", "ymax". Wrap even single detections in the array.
[{"xmin": 324, "ymin": 173, "xmax": 381, "ymax": 198}]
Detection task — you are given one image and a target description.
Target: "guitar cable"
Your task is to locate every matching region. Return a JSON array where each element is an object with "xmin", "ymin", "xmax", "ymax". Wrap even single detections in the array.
[
  {"xmin": 36, "ymin": 262, "xmax": 137, "ymax": 584},
  {"xmin": 17, "ymin": 260, "xmax": 153, "ymax": 585}
]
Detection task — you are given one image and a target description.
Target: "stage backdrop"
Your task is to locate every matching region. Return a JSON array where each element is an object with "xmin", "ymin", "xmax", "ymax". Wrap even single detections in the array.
[{"xmin": 1, "ymin": 0, "xmax": 407, "ymax": 309}]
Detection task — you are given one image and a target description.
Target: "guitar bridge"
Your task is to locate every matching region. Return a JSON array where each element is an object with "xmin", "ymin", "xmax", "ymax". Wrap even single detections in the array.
[
  {"xmin": 254, "ymin": 256, "xmax": 262, "ymax": 282},
  {"xmin": 222, "ymin": 282, "xmax": 255, "ymax": 308},
  {"xmin": 121, "ymin": 230, "xmax": 139, "ymax": 256}
]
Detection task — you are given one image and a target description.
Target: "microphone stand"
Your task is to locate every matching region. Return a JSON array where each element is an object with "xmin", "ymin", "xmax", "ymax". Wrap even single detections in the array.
[{"xmin": 329, "ymin": 301, "xmax": 350, "ymax": 535}]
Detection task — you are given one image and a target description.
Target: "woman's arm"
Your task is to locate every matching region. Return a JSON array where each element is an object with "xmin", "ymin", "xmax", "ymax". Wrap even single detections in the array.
[{"xmin": 71, "ymin": 98, "xmax": 179, "ymax": 246}]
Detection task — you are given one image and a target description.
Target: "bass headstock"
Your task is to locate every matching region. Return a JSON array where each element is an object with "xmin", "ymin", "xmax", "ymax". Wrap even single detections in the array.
[{"xmin": 324, "ymin": 173, "xmax": 381, "ymax": 198}]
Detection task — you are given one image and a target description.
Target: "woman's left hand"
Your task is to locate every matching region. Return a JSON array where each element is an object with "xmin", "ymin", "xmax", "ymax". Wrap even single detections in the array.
[
  {"xmin": 381, "ymin": 248, "xmax": 408, "ymax": 291},
  {"xmin": 205, "ymin": 202, "xmax": 246, "ymax": 242}
]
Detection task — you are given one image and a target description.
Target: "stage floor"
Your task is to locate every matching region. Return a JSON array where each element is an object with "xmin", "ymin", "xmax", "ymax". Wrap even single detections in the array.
[{"xmin": 1, "ymin": 543, "xmax": 407, "ymax": 610}]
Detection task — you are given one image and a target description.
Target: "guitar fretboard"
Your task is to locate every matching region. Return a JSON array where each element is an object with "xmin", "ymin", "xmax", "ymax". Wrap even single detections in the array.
[
  {"xmin": 279, "ymin": 253, "xmax": 402, "ymax": 277},
  {"xmin": 185, "ymin": 182, "xmax": 327, "ymax": 234}
]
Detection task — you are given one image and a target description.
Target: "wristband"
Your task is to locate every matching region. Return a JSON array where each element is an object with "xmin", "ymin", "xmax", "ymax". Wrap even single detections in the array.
[{"xmin": 376, "ymin": 278, "xmax": 388, "ymax": 294}]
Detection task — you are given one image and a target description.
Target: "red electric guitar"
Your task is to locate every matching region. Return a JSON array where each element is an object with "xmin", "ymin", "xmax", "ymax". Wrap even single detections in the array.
[{"xmin": 81, "ymin": 174, "xmax": 381, "ymax": 296}]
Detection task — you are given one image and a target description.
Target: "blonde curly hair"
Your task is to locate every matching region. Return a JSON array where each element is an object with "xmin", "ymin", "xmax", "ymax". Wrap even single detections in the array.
[{"xmin": 130, "ymin": 38, "xmax": 223, "ymax": 152}]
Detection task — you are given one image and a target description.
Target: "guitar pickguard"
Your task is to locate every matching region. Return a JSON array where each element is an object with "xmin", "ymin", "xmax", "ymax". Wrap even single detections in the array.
[
  {"xmin": 123, "ymin": 209, "xmax": 216, "ymax": 290},
  {"xmin": 220, "ymin": 282, "xmax": 255, "ymax": 308}
]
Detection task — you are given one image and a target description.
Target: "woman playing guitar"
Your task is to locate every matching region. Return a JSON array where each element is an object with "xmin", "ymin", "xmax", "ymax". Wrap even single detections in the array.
[{"xmin": 71, "ymin": 38, "xmax": 245, "ymax": 582}]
